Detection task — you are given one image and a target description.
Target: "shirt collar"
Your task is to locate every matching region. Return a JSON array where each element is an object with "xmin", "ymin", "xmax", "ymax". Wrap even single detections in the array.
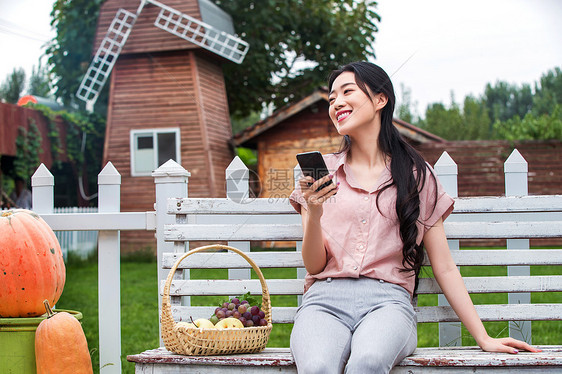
[
  {"xmin": 335, "ymin": 148, "xmax": 393, "ymax": 193},
  {"xmin": 332, "ymin": 150, "xmax": 348, "ymax": 172}
]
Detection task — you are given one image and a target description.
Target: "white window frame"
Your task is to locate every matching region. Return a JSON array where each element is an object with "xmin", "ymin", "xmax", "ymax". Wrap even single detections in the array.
[{"xmin": 130, "ymin": 128, "xmax": 181, "ymax": 177}]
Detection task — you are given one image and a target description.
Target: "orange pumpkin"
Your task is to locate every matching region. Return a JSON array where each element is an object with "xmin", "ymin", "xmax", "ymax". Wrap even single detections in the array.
[
  {"xmin": 0, "ymin": 209, "xmax": 66, "ymax": 317},
  {"xmin": 35, "ymin": 300, "xmax": 93, "ymax": 374}
]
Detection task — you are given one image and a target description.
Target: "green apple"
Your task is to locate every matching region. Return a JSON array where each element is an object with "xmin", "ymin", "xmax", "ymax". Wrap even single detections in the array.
[{"xmin": 210, "ymin": 315, "xmax": 220, "ymax": 325}]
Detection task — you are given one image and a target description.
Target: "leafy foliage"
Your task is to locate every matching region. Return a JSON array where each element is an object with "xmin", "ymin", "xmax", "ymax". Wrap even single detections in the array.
[
  {"xmin": 494, "ymin": 105, "xmax": 562, "ymax": 141},
  {"xmin": 46, "ymin": 0, "xmax": 107, "ymax": 114},
  {"xmin": 26, "ymin": 103, "xmax": 106, "ymax": 200},
  {"xmin": 28, "ymin": 64, "xmax": 52, "ymax": 97},
  {"xmin": 213, "ymin": 0, "xmax": 379, "ymax": 118},
  {"xmin": 532, "ymin": 67, "xmax": 562, "ymax": 116},
  {"xmin": 484, "ymin": 81, "xmax": 533, "ymax": 123},
  {"xmin": 14, "ymin": 119, "xmax": 43, "ymax": 180},
  {"xmin": 412, "ymin": 66, "xmax": 562, "ymax": 140},
  {"xmin": 0, "ymin": 67, "xmax": 26, "ymax": 103}
]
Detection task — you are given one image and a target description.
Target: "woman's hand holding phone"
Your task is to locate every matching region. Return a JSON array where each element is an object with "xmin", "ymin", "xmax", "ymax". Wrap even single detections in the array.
[{"xmin": 299, "ymin": 173, "xmax": 339, "ymax": 218}]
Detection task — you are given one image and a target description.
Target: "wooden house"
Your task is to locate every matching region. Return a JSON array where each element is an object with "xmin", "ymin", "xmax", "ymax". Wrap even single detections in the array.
[
  {"xmin": 0, "ymin": 102, "xmax": 75, "ymax": 206},
  {"xmin": 232, "ymin": 88, "xmax": 444, "ymax": 200},
  {"xmin": 93, "ymin": 0, "xmax": 238, "ymax": 251}
]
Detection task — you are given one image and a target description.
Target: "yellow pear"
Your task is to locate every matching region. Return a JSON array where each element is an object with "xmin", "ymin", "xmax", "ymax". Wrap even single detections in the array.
[
  {"xmin": 215, "ymin": 317, "xmax": 244, "ymax": 329},
  {"xmin": 193, "ymin": 318, "xmax": 216, "ymax": 329},
  {"xmin": 176, "ymin": 321, "xmax": 196, "ymax": 329}
]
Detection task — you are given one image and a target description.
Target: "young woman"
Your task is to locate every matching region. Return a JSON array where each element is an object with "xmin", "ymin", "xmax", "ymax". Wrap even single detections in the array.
[{"xmin": 288, "ymin": 61, "xmax": 539, "ymax": 373}]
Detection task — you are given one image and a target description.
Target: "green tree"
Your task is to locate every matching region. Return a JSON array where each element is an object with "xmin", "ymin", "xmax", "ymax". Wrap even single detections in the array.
[
  {"xmin": 28, "ymin": 64, "xmax": 52, "ymax": 97},
  {"xmin": 421, "ymin": 102, "xmax": 463, "ymax": 140},
  {"xmin": 494, "ymin": 104, "xmax": 562, "ymax": 140},
  {"xmin": 532, "ymin": 67, "xmax": 562, "ymax": 116},
  {"xmin": 462, "ymin": 95, "xmax": 491, "ymax": 139},
  {"xmin": 212, "ymin": 0, "xmax": 379, "ymax": 118},
  {"xmin": 46, "ymin": 0, "xmax": 106, "ymax": 113},
  {"xmin": 396, "ymin": 83, "xmax": 416, "ymax": 124},
  {"xmin": 484, "ymin": 81, "xmax": 533, "ymax": 123},
  {"xmin": 0, "ymin": 67, "xmax": 26, "ymax": 104}
]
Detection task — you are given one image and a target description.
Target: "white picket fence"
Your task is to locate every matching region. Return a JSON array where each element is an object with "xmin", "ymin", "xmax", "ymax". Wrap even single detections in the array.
[
  {"xmin": 53, "ymin": 207, "xmax": 99, "ymax": 259},
  {"xmin": 28, "ymin": 149, "xmax": 547, "ymax": 374}
]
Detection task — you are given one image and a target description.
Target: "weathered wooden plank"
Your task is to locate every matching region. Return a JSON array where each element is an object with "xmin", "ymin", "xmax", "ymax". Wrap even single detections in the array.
[
  {"xmin": 164, "ymin": 223, "xmax": 303, "ymax": 241},
  {"xmin": 163, "ymin": 221, "xmax": 562, "ymax": 241},
  {"xmin": 452, "ymin": 195, "xmax": 562, "ymax": 213},
  {"xmin": 128, "ymin": 347, "xmax": 295, "ymax": 366},
  {"xmin": 169, "ymin": 304, "xmax": 562, "ymax": 324},
  {"xmin": 163, "ymin": 279, "xmax": 304, "ymax": 296},
  {"xmin": 167, "ymin": 197, "xmax": 296, "ymax": 214},
  {"xmin": 167, "ymin": 195, "xmax": 562, "ymax": 215},
  {"xmin": 417, "ymin": 304, "xmax": 562, "ymax": 323},
  {"xmin": 397, "ymin": 345, "xmax": 562, "ymax": 368},
  {"xmin": 162, "ymin": 249, "xmax": 562, "ymax": 269},
  {"xmin": 128, "ymin": 346, "xmax": 562, "ymax": 370},
  {"xmin": 444, "ymin": 221, "xmax": 562, "ymax": 239},
  {"xmin": 418, "ymin": 275, "xmax": 562, "ymax": 294},
  {"xmin": 162, "ymin": 276, "xmax": 562, "ymax": 297}
]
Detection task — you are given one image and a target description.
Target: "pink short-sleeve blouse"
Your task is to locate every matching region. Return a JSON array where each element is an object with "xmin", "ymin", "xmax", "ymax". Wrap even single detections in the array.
[{"xmin": 289, "ymin": 151, "xmax": 454, "ymax": 296}]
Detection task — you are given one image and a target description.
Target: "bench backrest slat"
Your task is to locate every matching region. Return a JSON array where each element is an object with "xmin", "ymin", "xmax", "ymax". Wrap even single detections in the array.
[
  {"xmin": 164, "ymin": 221, "xmax": 562, "ymax": 241},
  {"xmin": 162, "ymin": 249, "xmax": 562, "ymax": 269},
  {"xmin": 169, "ymin": 303, "xmax": 562, "ymax": 324},
  {"xmin": 168, "ymin": 195, "xmax": 562, "ymax": 214},
  {"xmin": 161, "ymin": 275, "xmax": 562, "ymax": 297}
]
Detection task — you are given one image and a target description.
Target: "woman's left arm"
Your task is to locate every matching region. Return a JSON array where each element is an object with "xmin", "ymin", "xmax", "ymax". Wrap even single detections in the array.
[{"xmin": 423, "ymin": 218, "xmax": 541, "ymax": 354}]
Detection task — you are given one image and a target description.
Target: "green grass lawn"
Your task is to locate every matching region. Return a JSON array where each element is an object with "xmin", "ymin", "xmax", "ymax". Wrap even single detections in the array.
[{"xmin": 57, "ymin": 249, "xmax": 561, "ymax": 374}]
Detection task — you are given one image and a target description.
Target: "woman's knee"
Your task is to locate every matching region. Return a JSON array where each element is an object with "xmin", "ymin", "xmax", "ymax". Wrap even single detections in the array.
[
  {"xmin": 296, "ymin": 357, "xmax": 343, "ymax": 374},
  {"xmin": 345, "ymin": 350, "xmax": 393, "ymax": 374}
]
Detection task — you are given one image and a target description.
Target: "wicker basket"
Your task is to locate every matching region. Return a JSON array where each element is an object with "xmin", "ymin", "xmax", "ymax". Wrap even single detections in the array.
[{"xmin": 161, "ymin": 244, "xmax": 273, "ymax": 356}]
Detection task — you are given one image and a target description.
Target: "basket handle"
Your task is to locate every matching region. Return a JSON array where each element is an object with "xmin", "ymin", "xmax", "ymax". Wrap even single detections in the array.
[{"xmin": 161, "ymin": 244, "xmax": 273, "ymax": 331}]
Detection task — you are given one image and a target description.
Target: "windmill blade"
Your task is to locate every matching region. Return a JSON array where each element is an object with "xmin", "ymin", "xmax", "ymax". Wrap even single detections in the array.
[
  {"xmin": 150, "ymin": 0, "xmax": 249, "ymax": 64},
  {"xmin": 76, "ymin": 8, "xmax": 138, "ymax": 109}
]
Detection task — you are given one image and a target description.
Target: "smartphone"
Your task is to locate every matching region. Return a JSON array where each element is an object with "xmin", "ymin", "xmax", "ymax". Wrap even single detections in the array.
[{"xmin": 296, "ymin": 151, "xmax": 335, "ymax": 192}]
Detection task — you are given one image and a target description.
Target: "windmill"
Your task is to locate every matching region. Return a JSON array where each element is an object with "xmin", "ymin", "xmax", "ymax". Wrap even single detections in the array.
[
  {"xmin": 76, "ymin": 0, "xmax": 250, "ymax": 251},
  {"xmin": 76, "ymin": 0, "xmax": 249, "ymax": 111}
]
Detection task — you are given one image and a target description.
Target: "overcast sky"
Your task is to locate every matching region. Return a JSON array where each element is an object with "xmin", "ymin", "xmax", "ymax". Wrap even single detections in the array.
[{"xmin": 0, "ymin": 0, "xmax": 561, "ymax": 116}]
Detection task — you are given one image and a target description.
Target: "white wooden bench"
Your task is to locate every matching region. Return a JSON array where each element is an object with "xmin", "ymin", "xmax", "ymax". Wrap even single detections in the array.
[{"xmin": 128, "ymin": 194, "xmax": 562, "ymax": 372}]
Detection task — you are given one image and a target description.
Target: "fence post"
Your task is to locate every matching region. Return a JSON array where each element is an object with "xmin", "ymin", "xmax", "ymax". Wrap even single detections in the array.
[
  {"xmin": 97, "ymin": 162, "xmax": 122, "ymax": 374},
  {"xmin": 504, "ymin": 149, "xmax": 531, "ymax": 343},
  {"xmin": 226, "ymin": 156, "xmax": 251, "ymax": 281},
  {"xmin": 293, "ymin": 164, "xmax": 306, "ymax": 306},
  {"xmin": 434, "ymin": 151, "xmax": 461, "ymax": 347},
  {"xmin": 31, "ymin": 163, "xmax": 54, "ymax": 214},
  {"xmin": 153, "ymin": 160, "xmax": 190, "ymax": 345}
]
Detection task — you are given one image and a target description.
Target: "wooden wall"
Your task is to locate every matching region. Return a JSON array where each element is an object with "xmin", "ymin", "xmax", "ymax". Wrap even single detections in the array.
[
  {"xmin": 0, "ymin": 102, "xmax": 68, "ymax": 168},
  {"xmin": 104, "ymin": 50, "xmax": 233, "ymax": 252},
  {"xmin": 416, "ymin": 140, "xmax": 562, "ymax": 197},
  {"xmin": 257, "ymin": 101, "xmax": 341, "ymax": 198}
]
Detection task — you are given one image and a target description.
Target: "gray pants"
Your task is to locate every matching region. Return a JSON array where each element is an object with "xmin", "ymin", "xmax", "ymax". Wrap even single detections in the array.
[{"xmin": 290, "ymin": 277, "xmax": 417, "ymax": 374}]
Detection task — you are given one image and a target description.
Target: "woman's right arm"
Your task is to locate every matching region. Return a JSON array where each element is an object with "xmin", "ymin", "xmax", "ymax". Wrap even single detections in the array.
[{"xmin": 298, "ymin": 174, "xmax": 338, "ymax": 275}]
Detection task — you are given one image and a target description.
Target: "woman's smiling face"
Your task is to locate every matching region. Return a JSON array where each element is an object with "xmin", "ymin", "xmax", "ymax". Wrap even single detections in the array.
[{"xmin": 328, "ymin": 71, "xmax": 380, "ymax": 137}]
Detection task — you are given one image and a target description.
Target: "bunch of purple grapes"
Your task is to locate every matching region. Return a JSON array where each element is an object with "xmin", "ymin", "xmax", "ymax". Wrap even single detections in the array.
[{"xmin": 212, "ymin": 297, "xmax": 268, "ymax": 327}]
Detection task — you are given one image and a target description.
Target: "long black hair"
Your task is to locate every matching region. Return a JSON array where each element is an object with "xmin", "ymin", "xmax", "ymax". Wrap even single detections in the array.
[{"xmin": 329, "ymin": 61, "xmax": 437, "ymax": 290}]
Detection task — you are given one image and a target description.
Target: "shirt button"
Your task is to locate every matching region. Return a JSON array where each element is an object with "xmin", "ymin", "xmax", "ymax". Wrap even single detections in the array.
[
  {"xmin": 361, "ymin": 219, "xmax": 367, "ymax": 224},
  {"xmin": 353, "ymin": 266, "xmax": 358, "ymax": 270},
  {"xmin": 363, "ymin": 196, "xmax": 369, "ymax": 201},
  {"xmin": 358, "ymin": 244, "xmax": 364, "ymax": 250}
]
